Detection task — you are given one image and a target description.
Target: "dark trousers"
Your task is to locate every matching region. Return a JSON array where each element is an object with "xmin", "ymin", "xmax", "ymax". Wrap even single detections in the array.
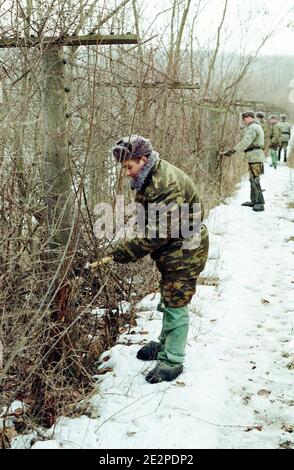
[
  {"xmin": 248, "ymin": 163, "xmax": 265, "ymax": 206},
  {"xmin": 278, "ymin": 143, "xmax": 288, "ymax": 162}
]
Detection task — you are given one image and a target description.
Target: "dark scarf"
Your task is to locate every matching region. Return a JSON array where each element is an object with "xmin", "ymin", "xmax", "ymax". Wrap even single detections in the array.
[{"xmin": 130, "ymin": 151, "xmax": 159, "ymax": 192}]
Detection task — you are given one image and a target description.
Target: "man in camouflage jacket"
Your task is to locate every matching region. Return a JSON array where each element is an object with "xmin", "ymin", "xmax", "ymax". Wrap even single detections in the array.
[
  {"xmin": 268, "ymin": 115, "xmax": 281, "ymax": 169},
  {"xmin": 221, "ymin": 111, "xmax": 265, "ymax": 212},
  {"xmin": 278, "ymin": 114, "xmax": 291, "ymax": 163},
  {"xmin": 255, "ymin": 111, "xmax": 270, "ymax": 156},
  {"xmin": 107, "ymin": 135, "xmax": 209, "ymax": 383}
]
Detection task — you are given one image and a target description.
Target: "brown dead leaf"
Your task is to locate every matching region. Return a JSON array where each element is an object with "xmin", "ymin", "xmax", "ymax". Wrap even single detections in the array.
[
  {"xmin": 102, "ymin": 355, "xmax": 110, "ymax": 362},
  {"xmin": 4, "ymin": 407, "xmax": 24, "ymax": 418},
  {"xmin": 71, "ymin": 391, "xmax": 82, "ymax": 400},
  {"xmin": 176, "ymin": 381, "xmax": 186, "ymax": 387},
  {"xmin": 0, "ymin": 427, "xmax": 18, "ymax": 449},
  {"xmin": 257, "ymin": 389, "xmax": 271, "ymax": 397},
  {"xmin": 97, "ymin": 367, "xmax": 112, "ymax": 375},
  {"xmin": 261, "ymin": 298, "xmax": 270, "ymax": 304},
  {"xmin": 245, "ymin": 427, "xmax": 253, "ymax": 432},
  {"xmin": 279, "ymin": 441, "xmax": 293, "ymax": 449},
  {"xmin": 282, "ymin": 425, "xmax": 293, "ymax": 433},
  {"xmin": 119, "ymin": 327, "xmax": 128, "ymax": 334},
  {"xmin": 139, "ymin": 331, "xmax": 149, "ymax": 335},
  {"xmin": 245, "ymin": 425, "xmax": 263, "ymax": 432},
  {"xmin": 127, "ymin": 432, "xmax": 136, "ymax": 437}
]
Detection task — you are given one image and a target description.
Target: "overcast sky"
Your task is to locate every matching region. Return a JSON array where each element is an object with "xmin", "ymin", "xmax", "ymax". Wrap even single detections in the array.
[{"xmin": 139, "ymin": 0, "xmax": 294, "ymax": 57}]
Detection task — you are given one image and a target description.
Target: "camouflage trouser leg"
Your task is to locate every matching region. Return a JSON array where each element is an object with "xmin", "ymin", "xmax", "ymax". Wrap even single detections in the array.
[{"xmin": 159, "ymin": 274, "xmax": 197, "ymax": 308}]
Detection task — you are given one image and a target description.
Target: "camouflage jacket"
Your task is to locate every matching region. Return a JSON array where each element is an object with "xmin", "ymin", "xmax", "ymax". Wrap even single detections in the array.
[
  {"xmin": 234, "ymin": 121, "xmax": 265, "ymax": 163},
  {"xmin": 257, "ymin": 119, "xmax": 270, "ymax": 148},
  {"xmin": 269, "ymin": 122, "xmax": 281, "ymax": 149},
  {"xmin": 111, "ymin": 158, "xmax": 209, "ymax": 276},
  {"xmin": 278, "ymin": 121, "xmax": 291, "ymax": 143}
]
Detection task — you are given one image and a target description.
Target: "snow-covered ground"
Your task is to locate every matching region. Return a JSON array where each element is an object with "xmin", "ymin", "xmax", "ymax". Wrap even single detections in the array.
[{"xmin": 12, "ymin": 160, "xmax": 294, "ymax": 449}]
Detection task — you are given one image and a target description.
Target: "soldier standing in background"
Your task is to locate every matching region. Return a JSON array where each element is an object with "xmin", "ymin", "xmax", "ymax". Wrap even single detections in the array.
[
  {"xmin": 286, "ymin": 126, "xmax": 294, "ymax": 169},
  {"xmin": 278, "ymin": 114, "xmax": 291, "ymax": 163},
  {"xmin": 255, "ymin": 111, "xmax": 270, "ymax": 156},
  {"xmin": 221, "ymin": 111, "xmax": 265, "ymax": 212},
  {"xmin": 268, "ymin": 115, "xmax": 281, "ymax": 169}
]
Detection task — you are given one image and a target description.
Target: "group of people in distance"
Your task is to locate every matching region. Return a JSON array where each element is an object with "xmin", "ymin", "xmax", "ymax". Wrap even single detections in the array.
[
  {"xmin": 256, "ymin": 112, "xmax": 292, "ymax": 169},
  {"xmin": 221, "ymin": 110, "xmax": 293, "ymax": 213}
]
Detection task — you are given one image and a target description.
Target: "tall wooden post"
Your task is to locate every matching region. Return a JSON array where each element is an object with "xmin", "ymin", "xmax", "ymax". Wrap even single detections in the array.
[{"xmin": 42, "ymin": 47, "xmax": 73, "ymax": 250}]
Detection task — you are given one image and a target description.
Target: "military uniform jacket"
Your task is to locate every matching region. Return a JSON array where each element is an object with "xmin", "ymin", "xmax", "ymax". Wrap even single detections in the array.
[
  {"xmin": 112, "ymin": 158, "xmax": 209, "ymax": 277},
  {"xmin": 278, "ymin": 121, "xmax": 291, "ymax": 143},
  {"xmin": 269, "ymin": 123, "xmax": 281, "ymax": 149},
  {"xmin": 258, "ymin": 119, "xmax": 270, "ymax": 148},
  {"xmin": 234, "ymin": 121, "xmax": 265, "ymax": 163}
]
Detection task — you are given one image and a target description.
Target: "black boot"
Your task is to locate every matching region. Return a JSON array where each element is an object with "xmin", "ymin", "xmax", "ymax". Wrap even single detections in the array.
[
  {"xmin": 253, "ymin": 204, "xmax": 264, "ymax": 212},
  {"xmin": 136, "ymin": 341, "xmax": 162, "ymax": 361},
  {"xmin": 241, "ymin": 201, "xmax": 254, "ymax": 207},
  {"xmin": 145, "ymin": 361, "xmax": 183, "ymax": 384}
]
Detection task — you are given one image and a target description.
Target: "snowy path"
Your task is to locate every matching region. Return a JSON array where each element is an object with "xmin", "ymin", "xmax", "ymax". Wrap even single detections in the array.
[{"xmin": 13, "ymin": 160, "xmax": 294, "ymax": 449}]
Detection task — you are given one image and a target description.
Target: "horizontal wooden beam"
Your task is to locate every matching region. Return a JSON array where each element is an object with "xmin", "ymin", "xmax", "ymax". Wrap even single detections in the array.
[
  {"xmin": 0, "ymin": 34, "xmax": 138, "ymax": 49},
  {"xmin": 231, "ymin": 99, "xmax": 287, "ymax": 114},
  {"xmin": 199, "ymin": 97, "xmax": 287, "ymax": 115},
  {"xmin": 98, "ymin": 81, "xmax": 200, "ymax": 89}
]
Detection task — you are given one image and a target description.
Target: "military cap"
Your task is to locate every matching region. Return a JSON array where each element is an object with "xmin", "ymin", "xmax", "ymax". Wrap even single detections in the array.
[
  {"xmin": 280, "ymin": 114, "xmax": 287, "ymax": 120},
  {"xmin": 112, "ymin": 135, "xmax": 153, "ymax": 162},
  {"xmin": 255, "ymin": 111, "xmax": 265, "ymax": 119},
  {"xmin": 241, "ymin": 110, "xmax": 255, "ymax": 119}
]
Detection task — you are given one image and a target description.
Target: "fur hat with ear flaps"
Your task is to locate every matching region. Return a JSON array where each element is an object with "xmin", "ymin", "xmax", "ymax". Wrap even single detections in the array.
[{"xmin": 112, "ymin": 135, "xmax": 153, "ymax": 162}]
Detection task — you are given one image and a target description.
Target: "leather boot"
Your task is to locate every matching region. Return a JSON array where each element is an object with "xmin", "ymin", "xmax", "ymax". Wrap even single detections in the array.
[
  {"xmin": 145, "ymin": 361, "xmax": 183, "ymax": 384},
  {"xmin": 137, "ymin": 341, "xmax": 162, "ymax": 361}
]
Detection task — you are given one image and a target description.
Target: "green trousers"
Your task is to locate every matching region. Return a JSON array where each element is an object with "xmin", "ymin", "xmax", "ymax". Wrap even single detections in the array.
[
  {"xmin": 157, "ymin": 302, "xmax": 189, "ymax": 366},
  {"xmin": 270, "ymin": 148, "xmax": 278, "ymax": 168}
]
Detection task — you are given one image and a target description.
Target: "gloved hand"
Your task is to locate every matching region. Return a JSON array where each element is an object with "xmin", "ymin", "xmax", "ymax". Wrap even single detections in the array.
[
  {"xmin": 220, "ymin": 149, "xmax": 236, "ymax": 157},
  {"xmin": 84, "ymin": 256, "xmax": 113, "ymax": 270}
]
